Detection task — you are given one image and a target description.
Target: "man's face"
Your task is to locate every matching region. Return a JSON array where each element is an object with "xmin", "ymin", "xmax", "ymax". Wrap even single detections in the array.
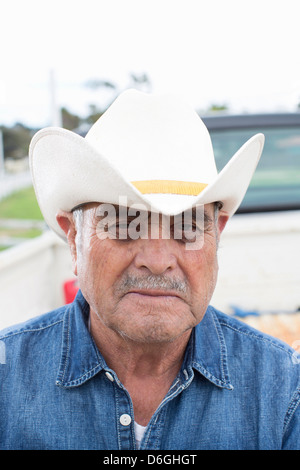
[{"xmin": 62, "ymin": 203, "xmax": 228, "ymax": 344}]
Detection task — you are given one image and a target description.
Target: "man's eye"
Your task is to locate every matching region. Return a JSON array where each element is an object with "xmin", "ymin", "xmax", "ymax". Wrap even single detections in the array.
[
  {"xmin": 115, "ymin": 223, "xmax": 130, "ymax": 239},
  {"xmin": 96, "ymin": 219, "xmax": 129, "ymax": 240},
  {"xmin": 115, "ymin": 218, "xmax": 144, "ymax": 240},
  {"xmin": 102, "ymin": 221, "xmax": 130, "ymax": 239},
  {"xmin": 173, "ymin": 223, "xmax": 203, "ymax": 242}
]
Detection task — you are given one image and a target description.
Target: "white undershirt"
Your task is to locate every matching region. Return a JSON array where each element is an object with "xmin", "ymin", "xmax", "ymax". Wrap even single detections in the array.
[{"xmin": 134, "ymin": 422, "xmax": 147, "ymax": 449}]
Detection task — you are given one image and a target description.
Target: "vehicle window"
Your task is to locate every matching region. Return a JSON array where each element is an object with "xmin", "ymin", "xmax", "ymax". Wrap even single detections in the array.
[{"xmin": 209, "ymin": 127, "xmax": 300, "ymax": 212}]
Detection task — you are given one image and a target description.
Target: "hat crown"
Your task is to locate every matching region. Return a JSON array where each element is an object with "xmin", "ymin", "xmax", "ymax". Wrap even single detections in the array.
[{"xmin": 85, "ymin": 89, "xmax": 218, "ymax": 184}]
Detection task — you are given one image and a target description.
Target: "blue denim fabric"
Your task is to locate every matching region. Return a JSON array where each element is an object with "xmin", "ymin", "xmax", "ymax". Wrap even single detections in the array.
[{"xmin": 1, "ymin": 290, "xmax": 300, "ymax": 450}]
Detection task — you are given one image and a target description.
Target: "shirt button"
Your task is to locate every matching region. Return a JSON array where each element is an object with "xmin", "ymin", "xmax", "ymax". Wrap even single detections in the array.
[
  {"xmin": 105, "ymin": 372, "xmax": 114, "ymax": 382},
  {"xmin": 120, "ymin": 414, "xmax": 132, "ymax": 426}
]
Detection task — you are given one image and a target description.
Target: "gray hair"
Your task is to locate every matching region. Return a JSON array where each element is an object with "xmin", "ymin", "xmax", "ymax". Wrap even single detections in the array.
[
  {"xmin": 72, "ymin": 206, "xmax": 84, "ymax": 248},
  {"xmin": 72, "ymin": 206, "xmax": 84, "ymax": 231},
  {"xmin": 214, "ymin": 201, "xmax": 223, "ymax": 223}
]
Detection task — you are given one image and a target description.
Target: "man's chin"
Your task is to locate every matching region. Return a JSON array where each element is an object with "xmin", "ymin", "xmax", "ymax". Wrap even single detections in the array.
[
  {"xmin": 119, "ymin": 328, "xmax": 191, "ymax": 345},
  {"xmin": 112, "ymin": 312, "xmax": 194, "ymax": 345}
]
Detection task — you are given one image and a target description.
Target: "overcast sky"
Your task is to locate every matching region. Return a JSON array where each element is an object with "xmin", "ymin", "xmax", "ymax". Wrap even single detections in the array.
[{"xmin": 1, "ymin": 0, "xmax": 300, "ymax": 127}]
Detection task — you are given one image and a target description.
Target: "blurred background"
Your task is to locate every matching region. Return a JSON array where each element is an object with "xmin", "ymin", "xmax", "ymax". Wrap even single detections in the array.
[{"xmin": 0, "ymin": 0, "xmax": 300, "ymax": 347}]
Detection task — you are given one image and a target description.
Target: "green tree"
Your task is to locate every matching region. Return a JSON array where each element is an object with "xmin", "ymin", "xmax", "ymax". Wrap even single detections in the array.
[
  {"xmin": 207, "ymin": 104, "xmax": 228, "ymax": 112},
  {"xmin": 1, "ymin": 124, "xmax": 33, "ymax": 159},
  {"xmin": 85, "ymin": 104, "xmax": 103, "ymax": 125},
  {"xmin": 61, "ymin": 107, "xmax": 81, "ymax": 130}
]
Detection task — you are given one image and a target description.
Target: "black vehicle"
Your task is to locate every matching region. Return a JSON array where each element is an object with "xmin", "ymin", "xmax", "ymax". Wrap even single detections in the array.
[{"xmin": 201, "ymin": 113, "xmax": 300, "ymax": 213}]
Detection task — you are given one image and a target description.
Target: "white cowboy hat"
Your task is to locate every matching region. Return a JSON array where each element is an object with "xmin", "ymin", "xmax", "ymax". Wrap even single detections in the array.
[{"xmin": 29, "ymin": 89, "xmax": 265, "ymax": 240}]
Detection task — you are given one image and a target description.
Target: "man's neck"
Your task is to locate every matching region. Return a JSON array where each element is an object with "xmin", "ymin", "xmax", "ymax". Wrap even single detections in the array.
[{"xmin": 89, "ymin": 311, "xmax": 191, "ymax": 425}]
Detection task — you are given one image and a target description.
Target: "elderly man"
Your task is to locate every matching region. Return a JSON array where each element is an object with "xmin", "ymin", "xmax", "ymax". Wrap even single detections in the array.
[{"xmin": 0, "ymin": 90, "xmax": 299, "ymax": 450}]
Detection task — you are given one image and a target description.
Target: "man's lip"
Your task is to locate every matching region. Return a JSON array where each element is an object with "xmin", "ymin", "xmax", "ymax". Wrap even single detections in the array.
[{"xmin": 126, "ymin": 290, "xmax": 182, "ymax": 299}]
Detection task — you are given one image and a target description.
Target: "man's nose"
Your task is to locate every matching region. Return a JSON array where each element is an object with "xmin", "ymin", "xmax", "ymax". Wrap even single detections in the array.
[{"xmin": 133, "ymin": 239, "xmax": 178, "ymax": 275}]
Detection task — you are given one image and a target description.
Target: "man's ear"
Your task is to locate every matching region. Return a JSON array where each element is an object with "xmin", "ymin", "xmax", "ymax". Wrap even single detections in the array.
[
  {"xmin": 217, "ymin": 211, "xmax": 229, "ymax": 236},
  {"xmin": 56, "ymin": 210, "xmax": 78, "ymax": 276}
]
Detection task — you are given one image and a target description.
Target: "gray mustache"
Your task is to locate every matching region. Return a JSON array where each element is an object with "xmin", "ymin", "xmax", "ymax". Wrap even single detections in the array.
[{"xmin": 117, "ymin": 274, "xmax": 188, "ymax": 294}]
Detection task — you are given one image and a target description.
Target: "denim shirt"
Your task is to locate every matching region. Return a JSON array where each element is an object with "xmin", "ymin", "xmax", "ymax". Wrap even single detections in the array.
[{"xmin": 1, "ymin": 290, "xmax": 300, "ymax": 450}]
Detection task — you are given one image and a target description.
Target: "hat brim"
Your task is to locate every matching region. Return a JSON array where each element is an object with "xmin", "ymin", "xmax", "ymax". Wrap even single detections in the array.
[{"xmin": 29, "ymin": 128, "xmax": 264, "ymax": 241}]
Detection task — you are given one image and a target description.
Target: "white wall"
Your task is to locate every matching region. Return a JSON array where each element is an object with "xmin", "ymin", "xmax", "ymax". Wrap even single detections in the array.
[
  {"xmin": 0, "ymin": 231, "xmax": 74, "ymax": 330},
  {"xmin": 0, "ymin": 210, "xmax": 299, "ymax": 330},
  {"xmin": 212, "ymin": 211, "xmax": 300, "ymax": 314}
]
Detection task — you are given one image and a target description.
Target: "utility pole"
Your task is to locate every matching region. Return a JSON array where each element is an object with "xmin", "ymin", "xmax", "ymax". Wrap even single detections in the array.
[{"xmin": 49, "ymin": 69, "xmax": 62, "ymax": 127}]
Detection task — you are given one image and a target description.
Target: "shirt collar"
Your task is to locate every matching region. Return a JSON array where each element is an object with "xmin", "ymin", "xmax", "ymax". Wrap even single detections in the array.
[
  {"xmin": 56, "ymin": 291, "xmax": 233, "ymax": 390},
  {"xmin": 190, "ymin": 306, "xmax": 234, "ymax": 390},
  {"xmin": 56, "ymin": 290, "xmax": 106, "ymax": 388}
]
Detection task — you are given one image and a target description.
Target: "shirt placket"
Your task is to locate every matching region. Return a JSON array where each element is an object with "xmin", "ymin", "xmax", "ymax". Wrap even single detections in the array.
[
  {"xmin": 107, "ymin": 371, "xmax": 135, "ymax": 450},
  {"xmin": 141, "ymin": 368, "xmax": 195, "ymax": 450}
]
